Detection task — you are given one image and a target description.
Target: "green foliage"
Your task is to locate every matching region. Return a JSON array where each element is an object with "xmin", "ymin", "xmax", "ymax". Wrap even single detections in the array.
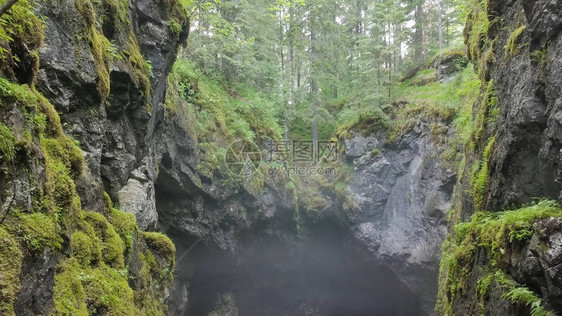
[
  {"xmin": 166, "ymin": 59, "xmax": 282, "ymax": 177},
  {"xmin": 0, "ymin": 122, "xmax": 16, "ymax": 162},
  {"xmin": 530, "ymin": 45, "xmax": 548, "ymax": 66},
  {"xmin": 143, "ymin": 231, "xmax": 176, "ymax": 266},
  {"xmin": 20, "ymin": 212, "xmax": 62, "ymax": 251},
  {"xmin": 0, "ymin": 228, "xmax": 23, "ymax": 316},
  {"xmin": 470, "ymin": 136, "xmax": 495, "ymax": 210},
  {"xmin": 0, "ymin": 0, "xmax": 44, "ymax": 62},
  {"xmin": 464, "ymin": 0, "xmax": 491, "ymax": 61},
  {"xmin": 84, "ymin": 211, "xmax": 126, "ymax": 269},
  {"xmin": 70, "ymin": 231, "xmax": 102, "ymax": 266},
  {"xmin": 436, "ymin": 200, "xmax": 561, "ymax": 315},
  {"xmin": 505, "ymin": 25, "xmax": 527, "ymax": 58},
  {"xmin": 386, "ymin": 63, "xmax": 480, "ymax": 166},
  {"xmin": 505, "ymin": 287, "xmax": 554, "ymax": 316},
  {"xmin": 336, "ymin": 105, "xmax": 389, "ymax": 139},
  {"xmin": 75, "ymin": 0, "xmax": 111, "ymax": 99}
]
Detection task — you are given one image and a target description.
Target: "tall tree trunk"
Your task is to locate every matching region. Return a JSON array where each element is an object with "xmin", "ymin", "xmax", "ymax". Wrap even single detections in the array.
[
  {"xmin": 414, "ymin": 0, "xmax": 425, "ymax": 63},
  {"xmin": 438, "ymin": 0, "xmax": 444, "ymax": 50},
  {"xmin": 310, "ymin": 28, "xmax": 319, "ymax": 156}
]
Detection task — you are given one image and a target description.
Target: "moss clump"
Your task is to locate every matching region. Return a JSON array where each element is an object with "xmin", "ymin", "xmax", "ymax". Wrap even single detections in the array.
[
  {"xmin": 0, "ymin": 122, "xmax": 16, "ymax": 162},
  {"xmin": 79, "ymin": 265, "xmax": 136, "ymax": 314},
  {"xmin": 464, "ymin": 0, "xmax": 491, "ymax": 62},
  {"xmin": 336, "ymin": 106, "xmax": 389, "ymax": 139},
  {"xmin": 20, "ymin": 212, "xmax": 62, "ymax": 252},
  {"xmin": 471, "ymin": 79, "xmax": 496, "ymax": 145},
  {"xmin": 103, "ymin": 192, "xmax": 138, "ymax": 253},
  {"xmin": 0, "ymin": 78, "xmax": 38, "ymax": 104},
  {"xmin": 44, "ymin": 159, "xmax": 78, "ymax": 209},
  {"xmin": 470, "ymin": 136, "xmax": 495, "ymax": 210},
  {"xmin": 0, "ymin": 0, "xmax": 44, "ymax": 82},
  {"xmin": 505, "ymin": 25, "xmax": 527, "ymax": 58},
  {"xmin": 143, "ymin": 231, "xmax": 176, "ymax": 266},
  {"xmin": 41, "ymin": 137, "xmax": 84, "ymax": 176},
  {"xmin": 54, "ymin": 258, "xmax": 136, "ymax": 316},
  {"xmin": 436, "ymin": 200, "xmax": 560, "ymax": 315},
  {"xmin": 70, "ymin": 231, "xmax": 101, "ymax": 266},
  {"xmin": 0, "ymin": 228, "xmax": 23, "ymax": 316},
  {"xmin": 84, "ymin": 211, "xmax": 126, "ymax": 268},
  {"xmin": 109, "ymin": 208, "xmax": 137, "ymax": 253},
  {"xmin": 75, "ymin": 0, "xmax": 111, "ymax": 99},
  {"xmin": 53, "ymin": 259, "xmax": 89, "ymax": 316}
]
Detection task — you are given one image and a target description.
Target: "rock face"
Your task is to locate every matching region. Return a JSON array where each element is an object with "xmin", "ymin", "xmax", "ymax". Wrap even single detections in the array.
[
  {"xmin": 436, "ymin": 0, "xmax": 562, "ymax": 314},
  {"xmin": 345, "ymin": 128, "xmax": 454, "ymax": 314},
  {"xmin": 482, "ymin": 0, "xmax": 562, "ymax": 212},
  {"xmin": 35, "ymin": 0, "xmax": 189, "ymax": 216},
  {"xmin": 0, "ymin": 0, "xmax": 188, "ymax": 313}
]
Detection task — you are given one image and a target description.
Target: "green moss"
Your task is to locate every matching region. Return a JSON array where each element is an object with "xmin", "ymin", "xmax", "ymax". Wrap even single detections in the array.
[
  {"xmin": 505, "ymin": 25, "xmax": 527, "ymax": 58},
  {"xmin": 336, "ymin": 106, "xmax": 389, "ymax": 138},
  {"xmin": 0, "ymin": 78, "xmax": 39, "ymax": 107},
  {"xmin": 45, "ymin": 159, "xmax": 77, "ymax": 209},
  {"xmin": 166, "ymin": 59, "xmax": 282, "ymax": 178},
  {"xmin": 109, "ymin": 207, "xmax": 138, "ymax": 253},
  {"xmin": 530, "ymin": 46, "xmax": 548, "ymax": 66},
  {"xmin": 122, "ymin": 34, "xmax": 151, "ymax": 99},
  {"xmin": 143, "ymin": 232, "xmax": 176, "ymax": 266},
  {"xmin": 54, "ymin": 258, "xmax": 136, "ymax": 316},
  {"xmin": 70, "ymin": 231, "xmax": 101, "ymax": 266},
  {"xmin": 465, "ymin": 0, "xmax": 490, "ymax": 62},
  {"xmin": 436, "ymin": 201, "xmax": 560, "ymax": 315},
  {"xmin": 41, "ymin": 137, "xmax": 84, "ymax": 176},
  {"xmin": 80, "ymin": 265, "xmax": 136, "ymax": 315},
  {"xmin": 53, "ymin": 259, "xmax": 89, "ymax": 316},
  {"xmin": 0, "ymin": 228, "xmax": 23, "ymax": 316},
  {"xmin": 75, "ymin": 0, "xmax": 111, "ymax": 99},
  {"xmin": 470, "ymin": 136, "xmax": 495, "ymax": 210},
  {"xmin": 84, "ymin": 211, "xmax": 125, "ymax": 269},
  {"xmin": 20, "ymin": 212, "xmax": 62, "ymax": 251},
  {"xmin": 0, "ymin": 0, "xmax": 44, "ymax": 62},
  {"xmin": 0, "ymin": 122, "xmax": 16, "ymax": 162},
  {"xmin": 472, "ymin": 79, "xmax": 496, "ymax": 144}
]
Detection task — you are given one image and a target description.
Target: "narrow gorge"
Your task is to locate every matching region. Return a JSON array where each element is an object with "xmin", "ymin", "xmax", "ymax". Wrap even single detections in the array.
[{"xmin": 0, "ymin": 0, "xmax": 561, "ymax": 315}]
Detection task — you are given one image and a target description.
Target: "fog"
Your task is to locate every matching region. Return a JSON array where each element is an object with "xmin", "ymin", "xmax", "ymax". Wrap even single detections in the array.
[{"xmin": 172, "ymin": 219, "xmax": 420, "ymax": 316}]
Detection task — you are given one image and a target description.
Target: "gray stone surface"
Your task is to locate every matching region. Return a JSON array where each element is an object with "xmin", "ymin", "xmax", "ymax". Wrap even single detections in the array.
[{"xmin": 345, "ymin": 129, "xmax": 454, "ymax": 314}]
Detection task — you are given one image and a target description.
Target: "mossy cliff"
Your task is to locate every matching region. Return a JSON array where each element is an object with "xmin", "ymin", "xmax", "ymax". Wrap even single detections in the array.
[
  {"xmin": 436, "ymin": 0, "xmax": 562, "ymax": 314},
  {"xmin": 0, "ymin": 0, "xmax": 188, "ymax": 314}
]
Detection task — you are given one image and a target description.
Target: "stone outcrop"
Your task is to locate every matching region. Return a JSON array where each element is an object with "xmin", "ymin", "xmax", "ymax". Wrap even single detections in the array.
[
  {"xmin": 436, "ymin": 0, "xmax": 562, "ymax": 315},
  {"xmin": 345, "ymin": 127, "xmax": 455, "ymax": 314}
]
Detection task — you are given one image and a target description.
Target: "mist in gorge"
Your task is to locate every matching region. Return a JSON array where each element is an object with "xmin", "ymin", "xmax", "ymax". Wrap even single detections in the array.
[{"xmin": 170, "ymin": 219, "xmax": 420, "ymax": 316}]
